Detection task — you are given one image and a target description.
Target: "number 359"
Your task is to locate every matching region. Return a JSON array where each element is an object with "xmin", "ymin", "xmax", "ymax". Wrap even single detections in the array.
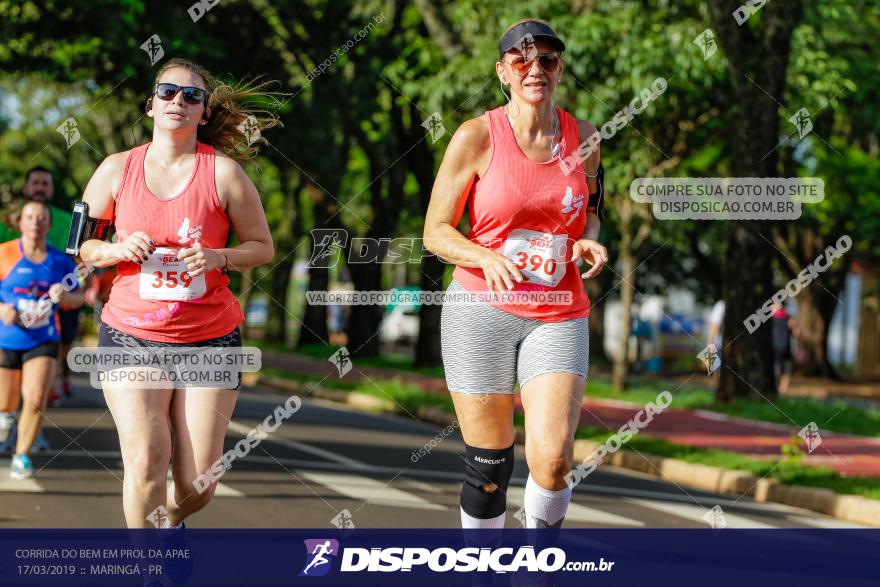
[{"xmin": 151, "ymin": 271, "xmax": 193, "ymax": 288}]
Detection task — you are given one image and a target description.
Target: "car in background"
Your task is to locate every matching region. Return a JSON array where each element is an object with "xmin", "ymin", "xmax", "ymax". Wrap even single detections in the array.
[{"xmin": 380, "ymin": 287, "xmax": 421, "ymax": 345}]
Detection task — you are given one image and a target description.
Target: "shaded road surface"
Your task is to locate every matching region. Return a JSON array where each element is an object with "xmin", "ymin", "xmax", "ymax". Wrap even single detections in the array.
[{"xmin": 0, "ymin": 377, "xmax": 865, "ymax": 529}]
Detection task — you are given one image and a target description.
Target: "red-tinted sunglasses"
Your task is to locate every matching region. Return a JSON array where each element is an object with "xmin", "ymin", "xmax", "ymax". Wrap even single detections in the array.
[{"xmin": 504, "ymin": 53, "xmax": 562, "ymax": 76}]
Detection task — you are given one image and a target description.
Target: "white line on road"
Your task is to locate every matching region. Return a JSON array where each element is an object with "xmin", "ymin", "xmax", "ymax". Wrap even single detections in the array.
[
  {"xmin": 787, "ymin": 515, "xmax": 868, "ymax": 529},
  {"xmin": 0, "ymin": 461, "xmax": 43, "ymax": 493},
  {"xmin": 298, "ymin": 470, "xmax": 446, "ymax": 511},
  {"xmin": 626, "ymin": 498, "xmax": 778, "ymax": 529},
  {"xmin": 228, "ymin": 421, "xmax": 444, "ymax": 510}
]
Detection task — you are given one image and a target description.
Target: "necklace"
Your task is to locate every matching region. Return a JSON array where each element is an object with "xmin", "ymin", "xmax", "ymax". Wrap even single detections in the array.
[{"xmin": 504, "ymin": 104, "xmax": 561, "ymax": 159}]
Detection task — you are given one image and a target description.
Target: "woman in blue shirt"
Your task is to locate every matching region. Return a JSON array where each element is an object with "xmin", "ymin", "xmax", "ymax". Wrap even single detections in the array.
[{"xmin": 0, "ymin": 201, "xmax": 83, "ymax": 479}]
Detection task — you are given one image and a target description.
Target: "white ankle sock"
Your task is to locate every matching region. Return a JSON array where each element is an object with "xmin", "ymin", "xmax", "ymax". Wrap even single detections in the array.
[
  {"xmin": 460, "ymin": 507, "xmax": 506, "ymax": 529},
  {"xmin": 523, "ymin": 474, "xmax": 571, "ymax": 528}
]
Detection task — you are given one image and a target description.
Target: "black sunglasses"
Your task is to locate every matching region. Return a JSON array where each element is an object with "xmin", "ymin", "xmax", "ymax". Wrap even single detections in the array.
[
  {"xmin": 154, "ymin": 83, "xmax": 209, "ymax": 105},
  {"xmin": 505, "ymin": 53, "xmax": 561, "ymax": 76}
]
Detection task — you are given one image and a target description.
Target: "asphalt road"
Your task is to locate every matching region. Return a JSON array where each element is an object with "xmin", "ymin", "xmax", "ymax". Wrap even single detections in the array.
[{"xmin": 0, "ymin": 377, "xmax": 865, "ymax": 530}]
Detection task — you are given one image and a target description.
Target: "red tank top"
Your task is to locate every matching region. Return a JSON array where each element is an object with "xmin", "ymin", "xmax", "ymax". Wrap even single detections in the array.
[
  {"xmin": 452, "ymin": 107, "xmax": 591, "ymax": 322},
  {"xmin": 101, "ymin": 141, "xmax": 244, "ymax": 342}
]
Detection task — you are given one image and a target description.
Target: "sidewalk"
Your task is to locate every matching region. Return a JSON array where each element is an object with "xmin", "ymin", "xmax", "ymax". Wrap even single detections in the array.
[{"xmin": 259, "ymin": 350, "xmax": 880, "ymax": 477}]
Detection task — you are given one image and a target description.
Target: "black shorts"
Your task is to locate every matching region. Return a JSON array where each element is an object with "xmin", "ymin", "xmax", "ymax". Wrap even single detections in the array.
[
  {"xmin": 98, "ymin": 323, "xmax": 243, "ymax": 389},
  {"xmin": 0, "ymin": 341, "xmax": 60, "ymax": 370},
  {"xmin": 58, "ymin": 309, "xmax": 82, "ymax": 345},
  {"xmin": 773, "ymin": 353, "xmax": 793, "ymax": 376}
]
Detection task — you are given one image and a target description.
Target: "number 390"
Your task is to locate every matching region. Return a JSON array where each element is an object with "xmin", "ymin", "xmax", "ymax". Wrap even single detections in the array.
[
  {"xmin": 151, "ymin": 271, "xmax": 193, "ymax": 288},
  {"xmin": 514, "ymin": 252, "xmax": 557, "ymax": 275}
]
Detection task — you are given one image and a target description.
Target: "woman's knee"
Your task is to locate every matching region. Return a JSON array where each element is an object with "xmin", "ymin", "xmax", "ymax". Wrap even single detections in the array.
[
  {"xmin": 19, "ymin": 389, "xmax": 45, "ymax": 413},
  {"xmin": 527, "ymin": 447, "xmax": 573, "ymax": 482},
  {"xmin": 125, "ymin": 443, "xmax": 172, "ymax": 485}
]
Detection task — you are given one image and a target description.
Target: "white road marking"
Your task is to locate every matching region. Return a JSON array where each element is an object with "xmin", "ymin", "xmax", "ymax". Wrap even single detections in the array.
[{"xmin": 626, "ymin": 498, "xmax": 778, "ymax": 528}]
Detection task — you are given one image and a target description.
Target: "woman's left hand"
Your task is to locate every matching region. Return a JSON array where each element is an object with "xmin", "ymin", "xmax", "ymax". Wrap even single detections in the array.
[
  {"xmin": 570, "ymin": 239, "xmax": 608, "ymax": 279},
  {"xmin": 177, "ymin": 243, "xmax": 225, "ymax": 277}
]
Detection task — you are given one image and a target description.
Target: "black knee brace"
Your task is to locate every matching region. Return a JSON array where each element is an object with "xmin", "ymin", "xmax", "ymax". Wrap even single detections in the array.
[{"xmin": 460, "ymin": 443, "xmax": 515, "ymax": 519}]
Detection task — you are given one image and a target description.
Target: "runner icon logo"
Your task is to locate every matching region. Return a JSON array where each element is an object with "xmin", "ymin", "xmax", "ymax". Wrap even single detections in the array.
[
  {"xmin": 560, "ymin": 186, "xmax": 584, "ymax": 226},
  {"xmin": 176, "ymin": 217, "xmax": 203, "ymax": 244},
  {"xmin": 300, "ymin": 539, "xmax": 339, "ymax": 577}
]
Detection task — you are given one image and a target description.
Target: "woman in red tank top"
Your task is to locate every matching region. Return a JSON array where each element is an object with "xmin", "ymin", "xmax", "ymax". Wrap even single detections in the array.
[
  {"xmin": 77, "ymin": 58, "xmax": 275, "ymax": 531},
  {"xmin": 425, "ymin": 20, "xmax": 609, "ymax": 533}
]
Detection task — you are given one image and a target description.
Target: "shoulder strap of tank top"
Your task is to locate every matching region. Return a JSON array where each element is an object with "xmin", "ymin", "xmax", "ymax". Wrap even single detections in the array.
[
  {"xmin": 487, "ymin": 106, "xmax": 514, "ymax": 150},
  {"xmin": 116, "ymin": 143, "xmax": 149, "ymax": 210},
  {"xmin": 558, "ymin": 108, "xmax": 580, "ymax": 158}
]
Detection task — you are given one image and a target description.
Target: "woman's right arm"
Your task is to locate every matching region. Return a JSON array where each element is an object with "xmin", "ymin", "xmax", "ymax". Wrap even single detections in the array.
[
  {"xmin": 78, "ymin": 153, "xmax": 153, "ymax": 268},
  {"xmin": 423, "ymin": 118, "xmax": 523, "ymax": 292}
]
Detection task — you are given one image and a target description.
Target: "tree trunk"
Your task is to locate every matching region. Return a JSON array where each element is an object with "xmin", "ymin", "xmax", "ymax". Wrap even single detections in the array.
[
  {"xmin": 612, "ymin": 208, "xmax": 633, "ymax": 391},
  {"xmin": 265, "ymin": 168, "xmax": 300, "ymax": 342},
  {"xmin": 707, "ymin": 0, "xmax": 804, "ymax": 402},
  {"xmin": 586, "ymin": 278, "xmax": 609, "ymax": 364},
  {"xmin": 297, "ymin": 185, "xmax": 335, "ymax": 348}
]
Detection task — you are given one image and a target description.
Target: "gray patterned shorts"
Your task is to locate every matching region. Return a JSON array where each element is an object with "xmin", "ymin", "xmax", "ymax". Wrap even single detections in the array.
[{"xmin": 440, "ymin": 280, "xmax": 589, "ymax": 394}]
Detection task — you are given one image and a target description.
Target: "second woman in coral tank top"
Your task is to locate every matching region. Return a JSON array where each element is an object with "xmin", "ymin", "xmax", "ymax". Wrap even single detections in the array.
[
  {"xmin": 424, "ymin": 20, "xmax": 609, "ymax": 534},
  {"xmin": 77, "ymin": 58, "xmax": 275, "ymax": 531}
]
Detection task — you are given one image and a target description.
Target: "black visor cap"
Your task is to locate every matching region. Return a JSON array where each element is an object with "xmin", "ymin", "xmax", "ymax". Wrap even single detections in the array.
[{"xmin": 499, "ymin": 21, "xmax": 565, "ymax": 56}]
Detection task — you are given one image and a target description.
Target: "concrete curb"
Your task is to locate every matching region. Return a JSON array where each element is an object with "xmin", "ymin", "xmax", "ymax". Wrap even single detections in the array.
[{"xmin": 256, "ymin": 375, "xmax": 880, "ymax": 528}]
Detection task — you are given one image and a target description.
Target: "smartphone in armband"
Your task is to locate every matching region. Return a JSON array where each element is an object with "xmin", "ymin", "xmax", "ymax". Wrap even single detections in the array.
[{"xmin": 66, "ymin": 201, "xmax": 89, "ymax": 256}]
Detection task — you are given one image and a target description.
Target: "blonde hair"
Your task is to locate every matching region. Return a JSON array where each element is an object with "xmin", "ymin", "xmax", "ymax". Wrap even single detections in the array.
[{"xmin": 153, "ymin": 58, "xmax": 282, "ymax": 163}]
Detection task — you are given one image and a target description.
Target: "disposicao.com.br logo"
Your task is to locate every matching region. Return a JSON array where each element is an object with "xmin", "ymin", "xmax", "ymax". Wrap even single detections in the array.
[
  {"xmin": 300, "ymin": 539, "xmax": 339, "ymax": 577},
  {"xmin": 298, "ymin": 542, "xmax": 588, "ymax": 574}
]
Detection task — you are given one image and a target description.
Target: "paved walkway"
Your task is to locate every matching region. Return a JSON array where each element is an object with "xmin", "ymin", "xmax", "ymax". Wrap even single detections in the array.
[{"xmin": 260, "ymin": 350, "xmax": 880, "ymax": 477}]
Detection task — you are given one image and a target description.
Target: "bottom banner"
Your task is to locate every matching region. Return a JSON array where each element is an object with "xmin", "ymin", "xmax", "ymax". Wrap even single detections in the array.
[{"xmin": 0, "ymin": 529, "xmax": 875, "ymax": 586}]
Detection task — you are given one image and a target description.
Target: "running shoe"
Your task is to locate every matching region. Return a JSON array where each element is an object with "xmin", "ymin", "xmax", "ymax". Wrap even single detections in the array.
[
  {"xmin": 48, "ymin": 388, "xmax": 60, "ymax": 407},
  {"xmin": 10, "ymin": 454, "xmax": 33, "ymax": 480}
]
